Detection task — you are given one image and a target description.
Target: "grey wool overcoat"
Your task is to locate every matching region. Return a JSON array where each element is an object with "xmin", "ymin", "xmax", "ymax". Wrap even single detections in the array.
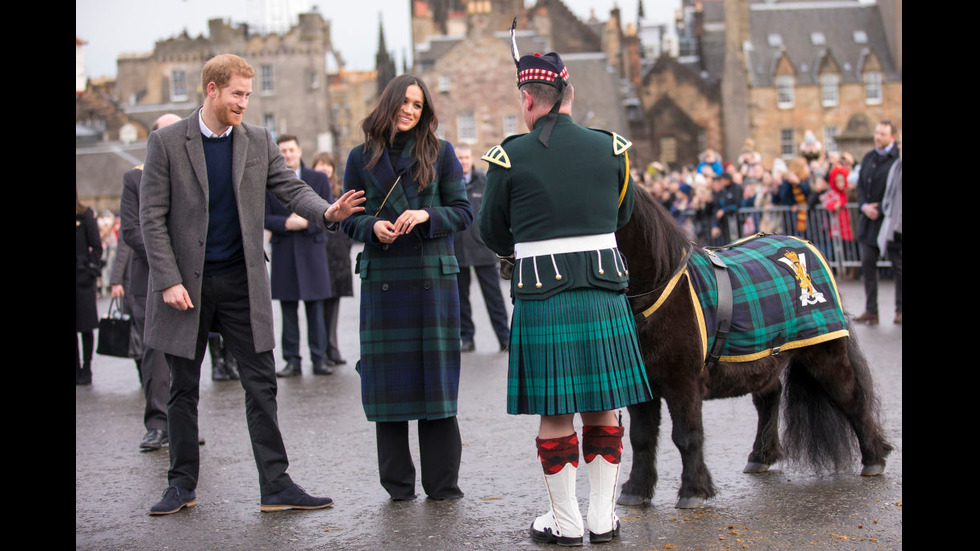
[
  {"xmin": 341, "ymin": 137, "xmax": 472, "ymax": 422},
  {"xmin": 139, "ymin": 109, "xmax": 332, "ymax": 360}
]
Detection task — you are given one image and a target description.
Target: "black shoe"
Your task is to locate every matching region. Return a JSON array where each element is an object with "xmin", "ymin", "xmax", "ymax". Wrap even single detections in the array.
[
  {"xmin": 149, "ymin": 485, "xmax": 197, "ymax": 515},
  {"xmin": 260, "ymin": 483, "xmax": 333, "ymax": 512},
  {"xmin": 461, "ymin": 340, "xmax": 475, "ymax": 352},
  {"xmin": 76, "ymin": 362, "xmax": 93, "ymax": 385},
  {"xmin": 327, "ymin": 356, "xmax": 347, "ymax": 366},
  {"xmin": 426, "ymin": 490, "xmax": 464, "ymax": 501},
  {"xmin": 276, "ymin": 361, "xmax": 302, "ymax": 378},
  {"xmin": 499, "ymin": 343, "xmax": 509, "ymax": 352},
  {"xmin": 140, "ymin": 428, "xmax": 169, "ymax": 452},
  {"xmin": 211, "ymin": 358, "xmax": 230, "ymax": 381},
  {"xmin": 313, "ymin": 361, "xmax": 334, "ymax": 375}
]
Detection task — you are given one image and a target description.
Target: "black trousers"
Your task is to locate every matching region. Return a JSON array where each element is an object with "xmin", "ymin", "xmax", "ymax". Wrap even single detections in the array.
[
  {"xmin": 375, "ymin": 416, "xmax": 463, "ymax": 500},
  {"xmin": 458, "ymin": 265, "xmax": 511, "ymax": 347},
  {"xmin": 165, "ymin": 268, "xmax": 293, "ymax": 496},
  {"xmin": 860, "ymin": 238, "xmax": 903, "ymax": 315},
  {"xmin": 323, "ymin": 296, "xmax": 343, "ymax": 361}
]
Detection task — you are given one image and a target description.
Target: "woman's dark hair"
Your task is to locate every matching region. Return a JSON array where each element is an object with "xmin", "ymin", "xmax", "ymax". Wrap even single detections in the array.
[{"xmin": 361, "ymin": 74, "xmax": 440, "ymax": 190}]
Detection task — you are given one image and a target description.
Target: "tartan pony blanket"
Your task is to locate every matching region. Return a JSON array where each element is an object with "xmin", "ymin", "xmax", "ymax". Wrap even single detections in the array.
[{"xmin": 680, "ymin": 234, "xmax": 849, "ymax": 363}]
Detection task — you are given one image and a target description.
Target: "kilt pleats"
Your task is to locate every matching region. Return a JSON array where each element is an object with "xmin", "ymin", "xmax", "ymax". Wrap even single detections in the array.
[{"xmin": 507, "ymin": 288, "xmax": 652, "ymax": 415}]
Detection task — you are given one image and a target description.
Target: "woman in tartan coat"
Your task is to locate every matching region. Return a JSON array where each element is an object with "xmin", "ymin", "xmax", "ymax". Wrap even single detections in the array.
[{"xmin": 341, "ymin": 74, "xmax": 473, "ymax": 501}]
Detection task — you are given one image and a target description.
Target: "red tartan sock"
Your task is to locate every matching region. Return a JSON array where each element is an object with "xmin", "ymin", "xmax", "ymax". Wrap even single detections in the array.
[
  {"xmin": 536, "ymin": 433, "xmax": 579, "ymax": 475},
  {"xmin": 582, "ymin": 425, "xmax": 625, "ymax": 464}
]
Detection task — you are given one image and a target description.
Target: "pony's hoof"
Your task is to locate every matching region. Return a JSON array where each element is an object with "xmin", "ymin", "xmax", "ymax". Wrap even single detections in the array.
[
  {"xmin": 861, "ymin": 464, "xmax": 886, "ymax": 476},
  {"xmin": 675, "ymin": 496, "xmax": 705, "ymax": 509},
  {"xmin": 616, "ymin": 493, "xmax": 648, "ymax": 507},
  {"xmin": 743, "ymin": 461, "xmax": 771, "ymax": 473}
]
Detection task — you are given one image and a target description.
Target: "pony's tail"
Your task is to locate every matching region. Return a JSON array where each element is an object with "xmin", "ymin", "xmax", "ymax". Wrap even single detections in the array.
[{"xmin": 781, "ymin": 335, "xmax": 889, "ymax": 473}]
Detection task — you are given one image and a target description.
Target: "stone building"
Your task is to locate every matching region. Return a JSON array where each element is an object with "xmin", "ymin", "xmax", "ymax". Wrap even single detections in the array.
[
  {"xmin": 412, "ymin": 0, "xmax": 630, "ymax": 162},
  {"xmin": 632, "ymin": 0, "xmax": 902, "ymax": 169},
  {"xmin": 113, "ymin": 9, "xmax": 338, "ymax": 165},
  {"xmin": 76, "ymin": 9, "xmax": 347, "ymax": 211}
]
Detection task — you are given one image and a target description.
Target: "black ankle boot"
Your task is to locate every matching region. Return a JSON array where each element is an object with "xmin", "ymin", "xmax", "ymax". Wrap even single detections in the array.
[{"xmin": 77, "ymin": 361, "xmax": 92, "ymax": 385}]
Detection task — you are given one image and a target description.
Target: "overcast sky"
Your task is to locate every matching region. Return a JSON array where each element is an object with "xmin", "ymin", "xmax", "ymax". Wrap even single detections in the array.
[{"xmin": 76, "ymin": 0, "xmax": 677, "ymax": 80}]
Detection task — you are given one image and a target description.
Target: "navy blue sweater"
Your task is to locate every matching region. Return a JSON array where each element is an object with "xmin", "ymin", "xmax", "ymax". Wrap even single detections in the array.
[{"xmin": 202, "ymin": 134, "xmax": 245, "ymax": 275}]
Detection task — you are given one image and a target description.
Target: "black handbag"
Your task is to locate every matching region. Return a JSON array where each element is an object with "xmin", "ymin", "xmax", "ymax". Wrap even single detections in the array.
[{"xmin": 97, "ymin": 297, "xmax": 133, "ymax": 358}]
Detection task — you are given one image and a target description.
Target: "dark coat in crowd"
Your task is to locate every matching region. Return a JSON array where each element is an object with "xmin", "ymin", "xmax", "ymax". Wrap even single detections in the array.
[
  {"xmin": 264, "ymin": 166, "xmax": 334, "ymax": 302},
  {"xmin": 76, "ymin": 206, "xmax": 102, "ymax": 332},
  {"xmin": 452, "ymin": 169, "xmax": 497, "ymax": 268},
  {"xmin": 856, "ymin": 145, "xmax": 900, "ymax": 247},
  {"xmin": 325, "ymin": 225, "xmax": 354, "ymax": 298}
]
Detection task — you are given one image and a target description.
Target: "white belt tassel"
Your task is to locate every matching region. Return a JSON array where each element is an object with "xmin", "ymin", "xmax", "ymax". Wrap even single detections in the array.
[{"xmin": 514, "ymin": 233, "xmax": 620, "ymax": 289}]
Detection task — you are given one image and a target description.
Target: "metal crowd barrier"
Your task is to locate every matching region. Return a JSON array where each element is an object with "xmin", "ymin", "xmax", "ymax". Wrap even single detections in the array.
[{"xmin": 677, "ymin": 204, "xmax": 891, "ymax": 276}]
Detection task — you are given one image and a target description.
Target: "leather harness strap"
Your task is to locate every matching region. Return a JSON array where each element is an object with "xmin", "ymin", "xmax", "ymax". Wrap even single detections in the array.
[{"xmin": 704, "ymin": 249, "xmax": 733, "ymax": 371}]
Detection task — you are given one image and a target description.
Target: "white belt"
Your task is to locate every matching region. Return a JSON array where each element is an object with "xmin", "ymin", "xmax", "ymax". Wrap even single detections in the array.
[{"xmin": 514, "ymin": 233, "xmax": 618, "ymax": 259}]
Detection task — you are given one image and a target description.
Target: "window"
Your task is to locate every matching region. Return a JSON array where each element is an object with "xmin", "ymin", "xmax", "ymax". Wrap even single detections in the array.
[
  {"xmin": 776, "ymin": 75, "xmax": 795, "ymax": 108},
  {"xmin": 864, "ymin": 71, "xmax": 882, "ymax": 104},
  {"xmin": 659, "ymin": 136, "xmax": 677, "ymax": 166},
  {"xmin": 820, "ymin": 73, "xmax": 839, "ymax": 107},
  {"xmin": 263, "ymin": 113, "xmax": 276, "ymax": 134},
  {"xmin": 261, "ymin": 65, "xmax": 275, "ymax": 94},
  {"xmin": 502, "ymin": 114, "xmax": 519, "ymax": 137},
  {"xmin": 439, "ymin": 75, "xmax": 451, "ymax": 94},
  {"xmin": 171, "ymin": 69, "xmax": 188, "ymax": 102},
  {"xmin": 306, "ymin": 69, "xmax": 319, "ymax": 90},
  {"xmin": 457, "ymin": 112, "xmax": 476, "ymax": 143},
  {"xmin": 780, "ymin": 128, "xmax": 795, "ymax": 157},
  {"xmin": 810, "ymin": 32, "xmax": 825, "ymax": 46},
  {"xmin": 823, "ymin": 127, "xmax": 840, "ymax": 153}
]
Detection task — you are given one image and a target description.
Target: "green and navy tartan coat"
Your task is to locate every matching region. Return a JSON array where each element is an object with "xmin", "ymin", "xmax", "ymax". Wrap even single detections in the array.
[{"xmin": 341, "ymin": 137, "xmax": 473, "ymax": 422}]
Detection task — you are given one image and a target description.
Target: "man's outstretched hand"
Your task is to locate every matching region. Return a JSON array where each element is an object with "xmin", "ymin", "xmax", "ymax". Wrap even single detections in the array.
[{"xmin": 325, "ymin": 190, "xmax": 367, "ymax": 223}]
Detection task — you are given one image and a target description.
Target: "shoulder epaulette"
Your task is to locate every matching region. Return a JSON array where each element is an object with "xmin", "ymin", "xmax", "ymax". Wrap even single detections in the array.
[
  {"xmin": 134, "ymin": 164, "xmax": 143, "ymax": 171},
  {"xmin": 482, "ymin": 145, "xmax": 511, "ymax": 169},
  {"xmin": 611, "ymin": 132, "xmax": 632, "ymax": 156},
  {"xmin": 589, "ymin": 128, "xmax": 632, "ymax": 156}
]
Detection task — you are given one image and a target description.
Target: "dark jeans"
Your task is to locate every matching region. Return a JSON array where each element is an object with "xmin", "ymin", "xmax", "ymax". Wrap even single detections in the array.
[
  {"xmin": 280, "ymin": 299, "xmax": 327, "ymax": 364},
  {"xmin": 457, "ymin": 265, "xmax": 511, "ymax": 346},
  {"xmin": 860, "ymin": 237, "xmax": 903, "ymax": 314},
  {"xmin": 165, "ymin": 268, "xmax": 293, "ymax": 496}
]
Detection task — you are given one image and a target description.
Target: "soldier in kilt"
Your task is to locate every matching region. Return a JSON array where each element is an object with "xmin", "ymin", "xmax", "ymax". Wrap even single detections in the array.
[
  {"xmin": 341, "ymin": 74, "xmax": 473, "ymax": 501},
  {"xmin": 479, "ymin": 49, "xmax": 653, "ymax": 545}
]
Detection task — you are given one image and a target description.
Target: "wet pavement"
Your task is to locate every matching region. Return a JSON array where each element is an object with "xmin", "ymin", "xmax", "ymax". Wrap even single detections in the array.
[{"xmin": 76, "ymin": 248, "xmax": 901, "ymax": 550}]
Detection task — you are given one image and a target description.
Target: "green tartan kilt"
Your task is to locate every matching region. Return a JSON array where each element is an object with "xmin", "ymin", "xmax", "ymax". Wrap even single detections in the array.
[{"xmin": 507, "ymin": 288, "xmax": 653, "ymax": 415}]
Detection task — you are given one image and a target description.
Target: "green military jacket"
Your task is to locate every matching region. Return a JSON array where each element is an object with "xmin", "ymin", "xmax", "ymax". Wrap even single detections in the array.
[{"xmin": 478, "ymin": 114, "xmax": 635, "ymax": 301}]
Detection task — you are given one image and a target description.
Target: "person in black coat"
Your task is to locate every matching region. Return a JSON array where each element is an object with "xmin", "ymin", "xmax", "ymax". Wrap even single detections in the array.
[
  {"xmin": 853, "ymin": 121, "xmax": 900, "ymax": 325},
  {"xmin": 452, "ymin": 144, "xmax": 510, "ymax": 352},
  {"xmin": 265, "ymin": 135, "xmax": 336, "ymax": 376},
  {"xmin": 76, "ymin": 188, "xmax": 102, "ymax": 385}
]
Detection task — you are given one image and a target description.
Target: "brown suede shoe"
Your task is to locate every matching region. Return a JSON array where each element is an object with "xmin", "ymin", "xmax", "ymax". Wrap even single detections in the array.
[
  {"xmin": 894, "ymin": 312, "xmax": 902, "ymax": 324},
  {"xmin": 853, "ymin": 311, "xmax": 879, "ymax": 325}
]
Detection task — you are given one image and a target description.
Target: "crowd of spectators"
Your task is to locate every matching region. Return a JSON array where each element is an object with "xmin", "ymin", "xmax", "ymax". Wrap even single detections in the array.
[{"xmin": 634, "ymin": 135, "xmax": 862, "ymax": 253}]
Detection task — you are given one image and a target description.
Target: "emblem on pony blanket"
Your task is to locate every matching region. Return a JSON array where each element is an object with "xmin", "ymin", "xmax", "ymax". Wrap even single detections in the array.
[{"xmin": 773, "ymin": 248, "xmax": 827, "ymax": 307}]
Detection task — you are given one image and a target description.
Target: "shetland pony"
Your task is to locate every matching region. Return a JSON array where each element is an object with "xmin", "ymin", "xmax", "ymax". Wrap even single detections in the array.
[{"xmin": 615, "ymin": 191, "xmax": 892, "ymax": 508}]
